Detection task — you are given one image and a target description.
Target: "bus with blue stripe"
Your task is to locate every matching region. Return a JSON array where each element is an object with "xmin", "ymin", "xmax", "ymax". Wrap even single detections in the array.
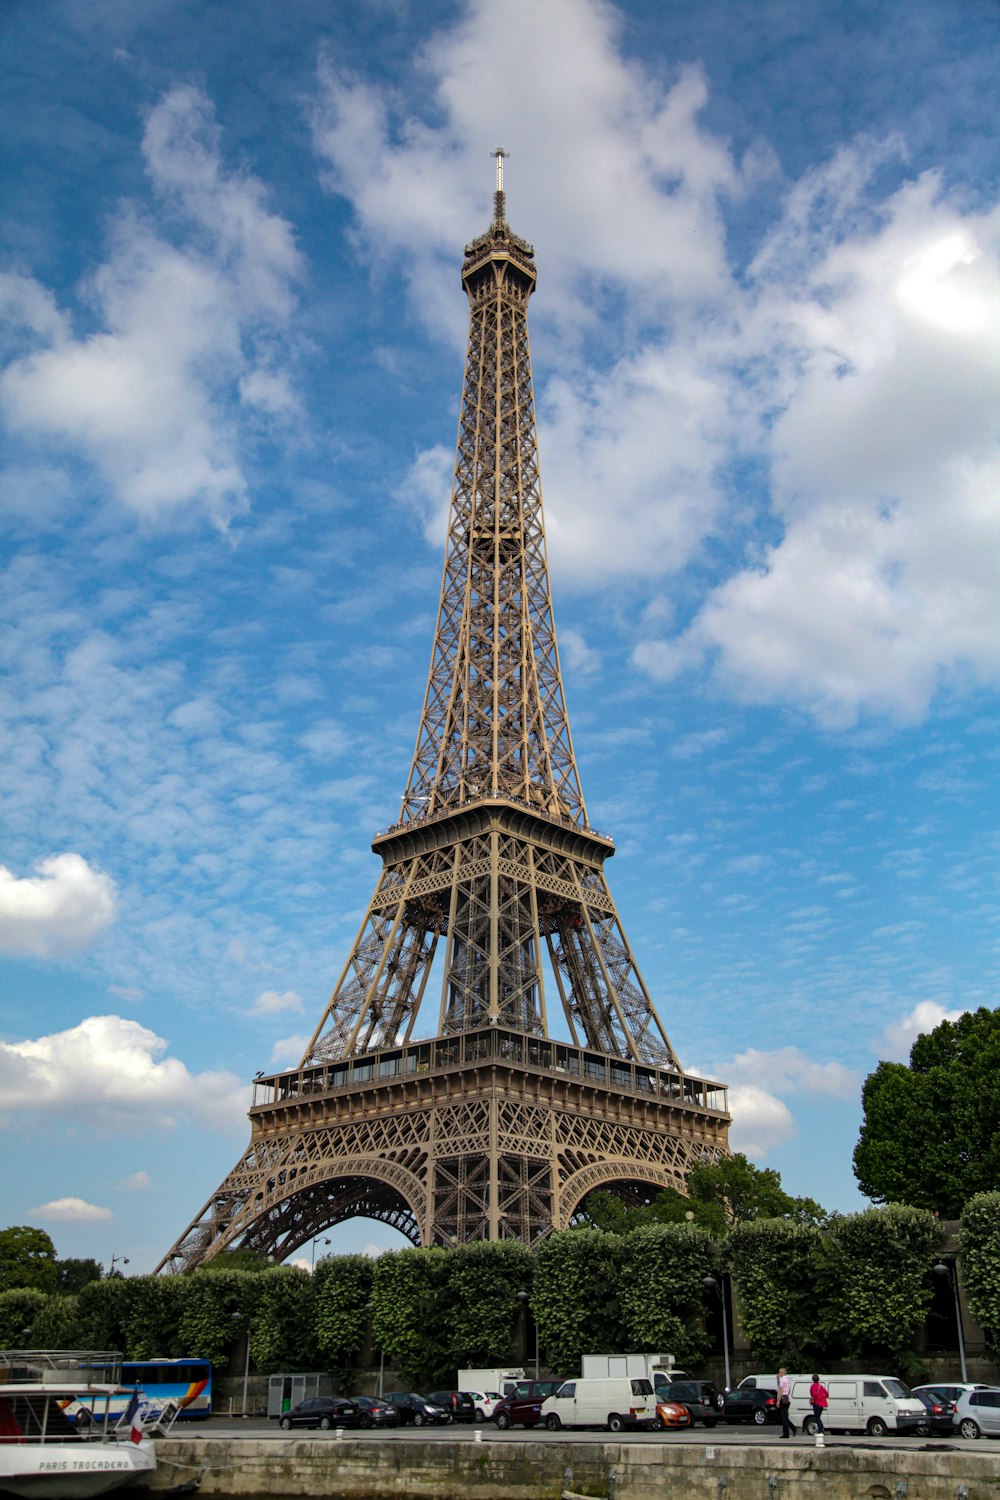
[{"xmin": 69, "ymin": 1358, "xmax": 212, "ymax": 1424}]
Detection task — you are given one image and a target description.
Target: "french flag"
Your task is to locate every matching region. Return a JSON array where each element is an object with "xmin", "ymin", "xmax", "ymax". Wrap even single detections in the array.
[{"xmin": 124, "ymin": 1392, "xmax": 144, "ymax": 1445}]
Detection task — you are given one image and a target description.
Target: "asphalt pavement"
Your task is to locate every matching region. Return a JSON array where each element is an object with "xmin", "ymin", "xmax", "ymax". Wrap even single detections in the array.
[{"xmin": 192, "ymin": 1416, "xmax": 988, "ymax": 1453}]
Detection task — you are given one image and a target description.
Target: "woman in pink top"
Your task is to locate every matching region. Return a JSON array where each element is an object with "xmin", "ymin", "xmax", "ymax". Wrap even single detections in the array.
[{"xmin": 809, "ymin": 1375, "xmax": 828, "ymax": 1433}]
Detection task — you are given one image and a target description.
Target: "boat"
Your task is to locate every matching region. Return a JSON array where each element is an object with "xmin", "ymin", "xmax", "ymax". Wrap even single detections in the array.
[{"xmin": 0, "ymin": 1350, "xmax": 158, "ymax": 1498}]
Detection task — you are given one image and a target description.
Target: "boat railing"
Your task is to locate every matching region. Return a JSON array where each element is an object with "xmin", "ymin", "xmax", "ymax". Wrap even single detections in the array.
[{"xmin": 0, "ymin": 1350, "xmax": 122, "ymax": 1384}]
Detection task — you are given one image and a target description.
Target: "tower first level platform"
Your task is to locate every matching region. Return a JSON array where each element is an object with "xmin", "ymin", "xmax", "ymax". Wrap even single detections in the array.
[{"xmin": 159, "ymin": 1024, "xmax": 729, "ymax": 1270}]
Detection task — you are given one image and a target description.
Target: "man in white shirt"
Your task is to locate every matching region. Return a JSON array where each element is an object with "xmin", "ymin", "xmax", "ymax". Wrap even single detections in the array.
[{"xmin": 778, "ymin": 1368, "xmax": 795, "ymax": 1438}]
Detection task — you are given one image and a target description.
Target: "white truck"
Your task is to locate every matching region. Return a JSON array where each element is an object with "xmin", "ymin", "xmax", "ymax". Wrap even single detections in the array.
[
  {"xmin": 457, "ymin": 1368, "xmax": 525, "ymax": 1398},
  {"xmin": 581, "ymin": 1353, "xmax": 677, "ymax": 1389}
]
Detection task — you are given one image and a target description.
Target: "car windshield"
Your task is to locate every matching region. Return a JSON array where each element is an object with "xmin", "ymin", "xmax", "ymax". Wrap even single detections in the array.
[{"xmin": 883, "ymin": 1380, "xmax": 910, "ymax": 1399}]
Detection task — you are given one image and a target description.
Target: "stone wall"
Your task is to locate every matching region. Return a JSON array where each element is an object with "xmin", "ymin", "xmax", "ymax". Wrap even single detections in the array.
[{"xmin": 147, "ymin": 1435, "xmax": 1000, "ymax": 1500}]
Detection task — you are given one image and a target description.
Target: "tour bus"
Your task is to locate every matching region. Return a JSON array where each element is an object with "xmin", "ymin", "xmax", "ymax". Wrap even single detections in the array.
[{"xmin": 71, "ymin": 1358, "xmax": 213, "ymax": 1424}]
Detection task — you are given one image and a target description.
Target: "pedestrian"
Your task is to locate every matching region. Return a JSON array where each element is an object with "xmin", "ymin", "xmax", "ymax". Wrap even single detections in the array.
[
  {"xmin": 778, "ymin": 1368, "xmax": 795, "ymax": 1438},
  {"xmin": 809, "ymin": 1374, "xmax": 828, "ymax": 1433}
]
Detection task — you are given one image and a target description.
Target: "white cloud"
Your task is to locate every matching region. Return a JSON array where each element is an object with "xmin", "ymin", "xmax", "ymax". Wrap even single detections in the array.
[
  {"xmin": 636, "ymin": 164, "xmax": 1000, "ymax": 727},
  {"xmin": 119, "ymin": 1171, "xmax": 151, "ymax": 1192},
  {"xmin": 876, "ymin": 1000, "xmax": 967, "ymax": 1062},
  {"xmin": 724, "ymin": 1046, "xmax": 859, "ymax": 1101},
  {"xmin": 0, "ymin": 853, "xmax": 117, "ymax": 958},
  {"xmin": 270, "ymin": 1033, "xmax": 308, "ymax": 1066},
  {"xmin": 252, "ymin": 989, "xmax": 304, "ymax": 1017},
  {"xmin": 726, "ymin": 1084, "xmax": 796, "ymax": 1158},
  {"xmin": 0, "ymin": 1015, "xmax": 249, "ymax": 1132},
  {"xmin": 710, "ymin": 1044, "xmax": 860, "ymax": 1159},
  {"xmin": 0, "ymin": 84, "xmax": 301, "ymax": 524},
  {"xmin": 30, "ymin": 1197, "xmax": 113, "ymax": 1223}
]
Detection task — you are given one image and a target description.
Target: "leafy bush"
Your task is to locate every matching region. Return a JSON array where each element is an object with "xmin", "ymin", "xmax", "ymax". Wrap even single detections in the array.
[
  {"xmin": 960, "ymin": 1192, "xmax": 1000, "ymax": 1357},
  {"xmin": 619, "ymin": 1223, "xmax": 714, "ymax": 1367},
  {"xmin": 728, "ymin": 1218, "xmax": 825, "ymax": 1367},
  {"xmin": 532, "ymin": 1229, "xmax": 625, "ymax": 1374},
  {"xmin": 314, "ymin": 1254, "xmax": 374, "ymax": 1374},
  {"xmin": 820, "ymin": 1204, "xmax": 939, "ymax": 1365}
]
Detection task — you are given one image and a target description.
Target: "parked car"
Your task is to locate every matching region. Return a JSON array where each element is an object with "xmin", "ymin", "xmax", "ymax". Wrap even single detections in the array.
[
  {"xmin": 723, "ymin": 1384, "xmax": 779, "ymax": 1426},
  {"xmin": 539, "ymin": 1377, "xmax": 657, "ymax": 1433},
  {"xmin": 655, "ymin": 1398, "xmax": 693, "ymax": 1430},
  {"xmin": 911, "ymin": 1390, "xmax": 955, "ymax": 1437},
  {"xmin": 492, "ymin": 1379, "xmax": 567, "ymax": 1430},
  {"xmin": 953, "ymin": 1387, "xmax": 1000, "ymax": 1440},
  {"xmin": 276, "ymin": 1396, "xmax": 361, "ymax": 1431},
  {"xmin": 382, "ymin": 1391, "xmax": 451, "ymax": 1426},
  {"xmin": 656, "ymin": 1379, "xmax": 720, "ymax": 1428},
  {"xmin": 463, "ymin": 1390, "xmax": 503, "ymax": 1422},
  {"xmin": 427, "ymin": 1390, "xmax": 476, "ymax": 1422},
  {"xmin": 913, "ymin": 1382, "xmax": 993, "ymax": 1407},
  {"xmin": 349, "ymin": 1396, "xmax": 400, "ymax": 1428}
]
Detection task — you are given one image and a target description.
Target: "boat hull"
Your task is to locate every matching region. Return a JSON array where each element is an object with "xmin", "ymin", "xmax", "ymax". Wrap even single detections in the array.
[{"xmin": 0, "ymin": 1439, "xmax": 156, "ymax": 1498}]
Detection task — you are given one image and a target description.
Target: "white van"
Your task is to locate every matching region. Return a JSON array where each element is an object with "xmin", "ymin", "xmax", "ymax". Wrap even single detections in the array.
[
  {"xmin": 540, "ymin": 1377, "xmax": 657, "ymax": 1432},
  {"xmin": 790, "ymin": 1375, "xmax": 925, "ymax": 1436}
]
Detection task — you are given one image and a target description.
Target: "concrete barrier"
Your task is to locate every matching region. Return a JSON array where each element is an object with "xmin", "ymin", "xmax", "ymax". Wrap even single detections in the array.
[{"xmin": 148, "ymin": 1435, "xmax": 1000, "ymax": 1500}]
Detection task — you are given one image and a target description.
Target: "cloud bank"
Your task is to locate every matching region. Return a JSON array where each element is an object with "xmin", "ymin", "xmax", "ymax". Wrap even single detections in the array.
[{"xmin": 0, "ymin": 853, "xmax": 117, "ymax": 958}]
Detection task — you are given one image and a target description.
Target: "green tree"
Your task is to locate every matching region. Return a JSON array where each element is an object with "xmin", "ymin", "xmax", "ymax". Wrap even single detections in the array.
[
  {"xmin": 727, "ymin": 1219, "xmax": 825, "ymax": 1367},
  {"xmin": 442, "ymin": 1240, "xmax": 533, "ymax": 1370},
  {"xmin": 250, "ymin": 1267, "xmax": 316, "ymax": 1374},
  {"xmin": 854, "ymin": 1006, "xmax": 1000, "ymax": 1217},
  {"xmin": 960, "ymin": 1192, "xmax": 1000, "ymax": 1358},
  {"xmin": 819, "ymin": 1204, "xmax": 939, "ymax": 1371},
  {"xmin": 577, "ymin": 1187, "xmax": 726, "ymax": 1237},
  {"xmin": 619, "ymin": 1223, "xmax": 714, "ymax": 1366},
  {"xmin": 0, "ymin": 1227, "xmax": 58, "ymax": 1294},
  {"xmin": 688, "ymin": 1155, "xmax": 826, "ymax": 1227},
  {"xmin": 532, "ymin": 1229, "xmax": 625, "ymax": 1374},
  {"xmin": 314, "ymin": 1254, "xmax": 374, "ymax": 1376},
  {"xmin": 54, "ymin": 1259, "xmax": 102, "ymax": 1296},
  {"xmin": 371, "ymin": 1248, "xmax": 452, "ymax": 1388}
]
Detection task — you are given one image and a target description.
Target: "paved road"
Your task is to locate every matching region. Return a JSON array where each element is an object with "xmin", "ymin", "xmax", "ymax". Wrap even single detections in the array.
[{"xmin": 193, "ymin": 1417, "xmax": 991, "ymax": 1454}]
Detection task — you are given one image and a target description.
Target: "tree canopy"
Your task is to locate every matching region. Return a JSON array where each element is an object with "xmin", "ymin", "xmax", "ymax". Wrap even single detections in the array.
[
  {"xmin": 0, "ymin": 1226, "xmax": 57, "ymax": 1294},
  {"xmin": 854, "ymin": 1005, "xmax": 1000, "ymax": 1217}
]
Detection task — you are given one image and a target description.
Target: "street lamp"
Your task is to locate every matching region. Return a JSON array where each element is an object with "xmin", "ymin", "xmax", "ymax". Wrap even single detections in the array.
[
  {"xmin": 703, "ymin": 1275, "xmax": 731, "ymax": 1392},
  {"xmin": 933, "ymin": 1262, "xmax": 968, "ymax": 1382},
  {"xmin": 516, "ymin": 1290, "xmax": 539, "ymax": 1380},
  {"xmin": 109, "ymin": 1254, "xmax": 130, "ymax": 1277},
  {"xmin": 311, "ymin": 1236, "xmax": 331, "ymax": 1270},
  {"xmin": 231, "ymin": 1312, "xmax": 252, "ymax": 1416}
]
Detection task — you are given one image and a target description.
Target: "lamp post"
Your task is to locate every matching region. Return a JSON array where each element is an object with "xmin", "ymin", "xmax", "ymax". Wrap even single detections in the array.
[
  {"xmin": 109, "ymin": 1254, "xmax": 130, "ymax": 1277},
  {"xmin": 933, "ymin": 1262, "xmax": 968, "ymax": 1381},
  {"xmin": 516, "ymin": 1290, "xmax": 539, "ymax": 1380},
  {"xmin": 231, "ymin": 1312, "xmax": 252, "ymax": 1416},
  {"xmin": 311, "ymin": 1236, "xmax": 331, "ymax": 1270},
  {"xmin": 703, "ymin": 1275, "xmax": 731, "ymax": 1392}
]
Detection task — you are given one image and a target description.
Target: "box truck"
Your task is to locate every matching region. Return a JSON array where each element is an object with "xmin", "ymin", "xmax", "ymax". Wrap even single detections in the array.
[
  {"xmin": 581, "ymin": 1353, "xmax": 677, "ymax": 1386},
  {"xmin": 457, "ymin": 1368, "xmax": 524, "ymax": 1397}
]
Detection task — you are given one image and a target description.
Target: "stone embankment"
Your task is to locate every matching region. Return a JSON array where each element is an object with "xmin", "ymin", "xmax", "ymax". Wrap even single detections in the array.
[{"xmin": 148, "ymin": 1434, "xmax": 1000, "ymax": 1500}]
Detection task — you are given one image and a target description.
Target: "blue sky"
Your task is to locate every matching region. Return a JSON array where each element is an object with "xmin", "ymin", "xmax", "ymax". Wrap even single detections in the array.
[{"xmin": 1, "ymin": 0, "xmax": 998, "ymax": 1274}]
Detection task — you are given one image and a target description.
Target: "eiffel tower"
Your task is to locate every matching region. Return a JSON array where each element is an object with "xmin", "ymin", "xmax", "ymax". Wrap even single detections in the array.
[{"xmin": 157, "ymin": 153, "xmax": 729, "ymax": 1272}]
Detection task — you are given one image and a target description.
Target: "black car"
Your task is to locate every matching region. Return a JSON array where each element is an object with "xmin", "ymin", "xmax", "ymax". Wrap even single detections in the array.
[
  {"xmin": 427, "ymin": 1390, "xmax": 476, "ymax": 1422},
  {"xmin": 723, "ymin": 1383, "xmax": 780, "ymax": 1426},
  {"xmin": 349, "ymin": 1396, "xmax": 401, "ymax": 1428},
  {"xmin": 383, "ymin": 1391, "xmax": 451, "ymax": 1426},
  {"xmin": 492, "ymin": 1379, "xmax": 567, "ymax": 1430},
  {"xmin": 656, "ymin": 1379, "xmax": 720, "ymax": 1428},
  {"xmin": 912, "ymin": 1390, "xmax": 955, "ymax": 1437},
  {"xmin": 276, "ymin": 1396, "xmax": 360, "ymax": 1431}
]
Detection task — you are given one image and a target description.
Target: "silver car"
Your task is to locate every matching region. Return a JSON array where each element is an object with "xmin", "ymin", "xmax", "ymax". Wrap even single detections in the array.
[{"xmin": 954, "ymin": 1387, "xmax": 1000, "ymax": 1440}]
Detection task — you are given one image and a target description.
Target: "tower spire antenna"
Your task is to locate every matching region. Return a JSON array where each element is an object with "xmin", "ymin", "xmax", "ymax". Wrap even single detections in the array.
[{"xmin": 492, "ymin": 145, "xmax": 509, "ymax": 228}]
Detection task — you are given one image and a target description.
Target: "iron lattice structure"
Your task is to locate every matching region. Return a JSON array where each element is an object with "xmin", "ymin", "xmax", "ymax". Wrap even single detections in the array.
[{"xmin": 157, "ymin": 159, "xmax": 729, "ymax": 1272}]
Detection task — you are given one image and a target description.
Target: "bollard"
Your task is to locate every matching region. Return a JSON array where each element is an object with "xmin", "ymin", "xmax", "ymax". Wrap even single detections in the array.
[
  {"xmin": 474, "ymin": 1427, "xmax": 483, "ymax": 1443},
  {"xmin": 815, "ymin": 1431, "xmax": 825, "ymax": 1448},
  {"xmin": 336, "ymin": 1426, "xmax": 345, "ymax": 1442}
]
